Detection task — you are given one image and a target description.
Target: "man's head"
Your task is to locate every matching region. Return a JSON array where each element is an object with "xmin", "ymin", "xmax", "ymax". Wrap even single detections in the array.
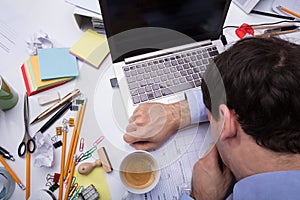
[{"xmin": 201, "ymin": 37, "xmax": 300, "ymax": 178}]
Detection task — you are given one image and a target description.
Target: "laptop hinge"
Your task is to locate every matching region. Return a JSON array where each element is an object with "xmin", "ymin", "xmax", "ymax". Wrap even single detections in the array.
[{"xmin": 124, "ymin": 40, "xmax": 212, "ymax": 64}]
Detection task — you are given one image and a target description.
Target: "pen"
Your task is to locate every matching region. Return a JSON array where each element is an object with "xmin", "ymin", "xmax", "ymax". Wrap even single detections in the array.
[
  {"xmin": 250, "ymin": 10, "xmax": 295, "ymax": 20},
  {"xmin": 277, "ymin": 6, "xmax": 300, "ymax": 19},
  {"xmin": 256, "ymin": 28, "xmax": 298, "ymax": 37},
  {"xmin": 31, "ymin": 89, "xmax": 80, "ymax": 124},
  {"xmin": 34, "ymin": 101, "xmax": 72, "ymax": 138},
  {"xmin": 0, "ymin": 146, "xmax": 15, "ymax": 161},
  {"xmin": 0, "ymin": 155, "xmax": 26, "ymax": 190},
  {"xmin": 265, "ymin": 25, "xmax": 298, "ymax": 33}
]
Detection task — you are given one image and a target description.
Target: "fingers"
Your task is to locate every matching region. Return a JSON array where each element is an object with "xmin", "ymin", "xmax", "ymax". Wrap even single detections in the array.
[
  {"xmin": 126, "ymin": 123, "xmax": 137, "ymax": 132},
  {"xmin": 130, "ymin": 141, "xmax": 157, "ymax": 151},
  {"xmin": 123, "ymin": 132, "xmax": 140, "ymax": 144}
]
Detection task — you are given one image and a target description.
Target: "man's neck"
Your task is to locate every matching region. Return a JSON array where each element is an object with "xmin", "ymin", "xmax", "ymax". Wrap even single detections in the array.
[{"xmin": 237, "ymin": 146, "xmax": 300, "ymax": 180}]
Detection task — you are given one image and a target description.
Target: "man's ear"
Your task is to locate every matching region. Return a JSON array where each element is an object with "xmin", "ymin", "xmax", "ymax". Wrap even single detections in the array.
[{"xmin": 218, "ymin": 104, "xmax": 237, "ymax": 141}]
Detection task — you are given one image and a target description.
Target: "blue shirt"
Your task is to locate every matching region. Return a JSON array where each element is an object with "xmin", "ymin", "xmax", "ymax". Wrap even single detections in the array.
[
  {"xmin": 180, "ymin": 170, "xmax": 300, "ymax": 200},
  {"xmin": 182, "ymin": 89, "xmax": 300, "ymax": 200}
]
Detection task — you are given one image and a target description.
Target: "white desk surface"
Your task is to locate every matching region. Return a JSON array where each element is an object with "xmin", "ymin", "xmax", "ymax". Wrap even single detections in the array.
[{"xmin": 0, "ymin": 0, "xmax": 299, "ymax": 199}]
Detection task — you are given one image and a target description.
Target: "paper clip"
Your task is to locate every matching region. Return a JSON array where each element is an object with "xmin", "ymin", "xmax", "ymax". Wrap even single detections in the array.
[
  {"xmin": 75, "ymin": 153, "xmax": 84, "ymax": 164},
  {"xmin": 70, "ymin": 186, "xmax": 84, "ymax": 200},
  {"xmin": 79, "ymin": 153, "xmax": 93, "ymax": 163},
  {"xmin": 85, "ymin": 146, "xmax": 97, "ymax": 156},
  {"xmin": 69, "ymin": 182, "xmax": 78, "ymax": 197},
  {"xmin": 93, "ymin": 136, "xmax": 104, "ymax": 146},
  {"xmin": 79, "ymin": 138, "xmax": 84, "ymax": 152}
]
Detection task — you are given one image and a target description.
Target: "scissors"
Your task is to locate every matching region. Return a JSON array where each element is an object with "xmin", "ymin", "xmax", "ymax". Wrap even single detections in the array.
[{"xmin": 18, "ymin": 93, "xmax": 36, "ymax": 157}]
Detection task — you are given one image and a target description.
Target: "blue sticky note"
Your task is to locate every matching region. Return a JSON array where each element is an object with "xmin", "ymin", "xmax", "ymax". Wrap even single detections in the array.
[{"xmin": 38, "ymin": 48, "xmax": 79, "ymax": 80}]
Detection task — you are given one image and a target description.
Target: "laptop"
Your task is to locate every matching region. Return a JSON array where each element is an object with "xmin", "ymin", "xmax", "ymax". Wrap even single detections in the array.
[{"xmin": 99, "ymin": 0, "xmax": 232, "ymax": 116}]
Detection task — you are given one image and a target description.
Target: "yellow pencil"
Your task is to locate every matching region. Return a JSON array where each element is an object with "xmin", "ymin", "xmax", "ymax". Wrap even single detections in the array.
[
  {"xmin": 63, "ymin": 156, "xmax": 76, "ymax": 200},
  {"xmin": 59, "ymin": 130, "xmax": 67, "ymax": 200},
  {"xmin": 64, "ymin": 102, "xmax": 86, "ymax": 179},
  {"xmin": 277, "ymin": 6, "xmax": 300, "ymax": 19},
  {"xmin": 64, "ymin": 108, "xmax": 81, "ymax": 179},
  {"xmin": 26, "ymin": 152, "xmax": 31, "ymax": 200},
  {"xmin": 0, "ymin": 155, "xmax": 25, "ymax": 190}
]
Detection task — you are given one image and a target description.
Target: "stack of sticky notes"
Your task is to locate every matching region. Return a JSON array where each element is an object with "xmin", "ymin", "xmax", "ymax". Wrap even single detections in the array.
[
  {"xmin": 69, "ymin": 29, "xmax": 109, "ymax": 68},
  {"xmin": 21, "ymin": 48, "xmax": 79, "ymax": 96}
]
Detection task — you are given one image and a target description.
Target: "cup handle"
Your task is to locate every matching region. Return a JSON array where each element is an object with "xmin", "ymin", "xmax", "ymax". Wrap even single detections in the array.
[{"xmin": 121, "ymin": 191, "xmax": 135, "ymax": 200}]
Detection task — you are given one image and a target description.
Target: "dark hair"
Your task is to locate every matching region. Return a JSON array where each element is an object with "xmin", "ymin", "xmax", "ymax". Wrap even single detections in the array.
[{"xmin": 201, "ymin": 37, "xmax": 300, "ymax": 153}]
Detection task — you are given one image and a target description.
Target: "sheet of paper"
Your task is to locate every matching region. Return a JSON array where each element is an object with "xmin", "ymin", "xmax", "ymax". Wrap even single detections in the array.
[
  {"xmin": 130, "ymin": 124, "xmax": 209, "ymax": 200},
  {"xmin": 253, "ymin": 0, "xmax": 276, "ymax": 13},
  {"xmin": 69, "ymin": 29, "xmax": 109, "ymax": 68},
  {"xmin": 0, "ymin": 1, "xmax": 34, "ymax": 74},
  {"xmin": 74, "ymin": 167, "xmax": 112, "ymax": 199},
  {"xmin": 38, "ymin": 48, "xmax": 79, "ymax": 80},
  {"xmin": 65, "ymin": 0, "xmax": 101, "ymax": 15}
]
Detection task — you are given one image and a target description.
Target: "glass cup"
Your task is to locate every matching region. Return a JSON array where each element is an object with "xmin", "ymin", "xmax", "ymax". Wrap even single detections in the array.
[{"xmin": 0, "ymin": 76, "xmax": 19, "ymax": 110}]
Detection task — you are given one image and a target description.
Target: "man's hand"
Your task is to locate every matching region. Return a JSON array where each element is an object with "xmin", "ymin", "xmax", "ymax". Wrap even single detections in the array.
[
  {"xmin": 191, "ymin": 146, "xmax": 234, "ymax": 200},
  {"xmin": 123, "ymin": 101, "xmax": 191, "ymax": 150}
]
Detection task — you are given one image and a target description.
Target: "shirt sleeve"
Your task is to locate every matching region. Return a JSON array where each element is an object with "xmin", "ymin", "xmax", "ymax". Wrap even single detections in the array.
[
  {"xmin": 179, "ymin": 194, "xmax": 194, "ymax": 200},
  {"xmin": 185, "ymin": 88, "xmax": 208, "ymax": 124}
]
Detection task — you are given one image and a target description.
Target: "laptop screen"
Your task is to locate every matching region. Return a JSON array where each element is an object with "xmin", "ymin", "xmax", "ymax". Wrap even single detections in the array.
[{"xmin": 99, "ymin": 0, "xmax": 231, "ymax": 62}]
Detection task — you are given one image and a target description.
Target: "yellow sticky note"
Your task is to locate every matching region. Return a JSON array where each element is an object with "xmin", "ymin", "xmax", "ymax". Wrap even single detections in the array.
[
  {"xmin": 69, "ymin": 29, "xmax": 110, "ymax": 68},
  {"xmin": 74, "ymin": 167, "xmax": 112, "ymax": 200}
]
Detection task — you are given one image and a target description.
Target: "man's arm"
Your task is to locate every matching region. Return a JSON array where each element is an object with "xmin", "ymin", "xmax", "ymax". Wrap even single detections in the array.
[
  {"xmin": 123, "ymin": 100, "xmax": 191, "ymax": 150},
  {"xmin": 190, "ymin": 146, "xmax": 234, "ymax": 200},
  {"xmin": 123, "ymin": 88, "xmax": 207, "ymax": 150}
]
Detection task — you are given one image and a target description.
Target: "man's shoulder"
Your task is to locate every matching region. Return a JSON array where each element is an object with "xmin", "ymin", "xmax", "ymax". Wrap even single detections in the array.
[{"xmin": 232, "ymin": 170, "xmax": 300, "ymax": 200}]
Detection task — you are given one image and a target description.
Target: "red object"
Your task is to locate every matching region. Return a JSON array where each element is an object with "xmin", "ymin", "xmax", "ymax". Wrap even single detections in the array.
[{"xmin": 235, "ymin": 23, "xmax": 254, "ymax": 39}]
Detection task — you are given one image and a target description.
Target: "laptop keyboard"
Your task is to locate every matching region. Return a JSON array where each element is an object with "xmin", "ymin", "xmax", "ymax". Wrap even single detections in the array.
[{"xmin": 123, "ymin": 45, "xmax": 219, "ymax": 104}]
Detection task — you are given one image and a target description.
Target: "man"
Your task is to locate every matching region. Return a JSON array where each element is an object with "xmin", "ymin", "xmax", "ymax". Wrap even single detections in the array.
[{"xmin": 123, "ymin": 37, "xmax": 300, "ymax": 199}]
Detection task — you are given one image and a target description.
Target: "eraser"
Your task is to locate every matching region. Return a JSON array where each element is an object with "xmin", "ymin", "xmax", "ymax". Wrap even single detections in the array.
[{"xmin": 38, "ymin": 92, "xmax": 60, "ymax": 106}]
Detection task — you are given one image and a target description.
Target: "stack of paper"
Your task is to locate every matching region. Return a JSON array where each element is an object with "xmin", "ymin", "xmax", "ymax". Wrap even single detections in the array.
[
  {"xmin": 69, "ymin": 29, "xmax": 109, "ymax": 68},
  {"xmin": 21, "ymin": 48, "xmax": 79, "ymax": 96}
]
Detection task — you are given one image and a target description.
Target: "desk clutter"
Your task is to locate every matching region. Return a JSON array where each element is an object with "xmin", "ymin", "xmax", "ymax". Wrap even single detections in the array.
[{"xmin": 0, "ymin": 89, "xmax": 112, "ymax": 200}]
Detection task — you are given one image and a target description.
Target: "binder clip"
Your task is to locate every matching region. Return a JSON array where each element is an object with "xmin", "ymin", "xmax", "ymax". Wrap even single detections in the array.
[
  {"xmin": 56, "ymin": 126, "xmax": 62, "ymax": 135},
  {"xmin": 78, "ymin": 184, "xmax": 99, "ymax": 200}
]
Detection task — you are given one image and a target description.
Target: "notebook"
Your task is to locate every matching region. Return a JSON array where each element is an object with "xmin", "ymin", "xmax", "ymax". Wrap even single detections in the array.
[{"xmin": 99, "ymin": 0, "xmax": 232, "ymax": 116}]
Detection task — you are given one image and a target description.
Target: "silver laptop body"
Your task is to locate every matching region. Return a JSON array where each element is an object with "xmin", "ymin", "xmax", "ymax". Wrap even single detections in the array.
[{"xmin": 99, "ymin": 0, "xmax": 232, "ymax": 116}]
